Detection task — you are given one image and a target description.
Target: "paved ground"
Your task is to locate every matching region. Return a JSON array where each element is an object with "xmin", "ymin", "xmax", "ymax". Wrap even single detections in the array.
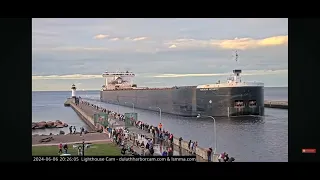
[
  {"xmin": 32, "ymin": 133, "xmax": 110, "ymax": 145},
  {"xmin": 77, "ymin": 103, "xmax": 101, "ymax": 118}
]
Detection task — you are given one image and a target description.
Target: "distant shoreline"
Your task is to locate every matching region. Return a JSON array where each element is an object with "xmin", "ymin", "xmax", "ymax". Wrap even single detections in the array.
[{"xmin": 32, "ymin": 86, "xmax": 288, "ymax": 92}]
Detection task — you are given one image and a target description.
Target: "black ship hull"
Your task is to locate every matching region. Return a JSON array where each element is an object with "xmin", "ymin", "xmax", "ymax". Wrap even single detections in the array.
[{"xmin": 100, "ymin": 86, "xmax": 264, "ymax": 117}]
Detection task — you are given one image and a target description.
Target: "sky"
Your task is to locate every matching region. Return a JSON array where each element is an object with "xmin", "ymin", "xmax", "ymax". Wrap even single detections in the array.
[{"xmin": 32, "ymin": 18, "xmax": 288, "ymax": 91}]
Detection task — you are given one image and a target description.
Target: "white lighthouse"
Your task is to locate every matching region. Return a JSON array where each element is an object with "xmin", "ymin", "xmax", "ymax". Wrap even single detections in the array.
[{"xmin": 71, "ymin": 84, "xmax": 76, "ymax": 98}]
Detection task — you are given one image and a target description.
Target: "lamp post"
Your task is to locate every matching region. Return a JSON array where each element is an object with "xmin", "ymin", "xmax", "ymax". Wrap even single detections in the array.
[
  {"xmin": 82, "ymin": 139, "xmax": 85, "ymax": 157},
  {"xmin": 125, "ymin": 102, "xmax": 135, "ymax": 112},
  {"xmin": 196, "ymin": 114, "xmax": 217, "ymax": 154},
  {"xmin": 149, "ymin": 106, "xmax": 162, "ymax": 124}
]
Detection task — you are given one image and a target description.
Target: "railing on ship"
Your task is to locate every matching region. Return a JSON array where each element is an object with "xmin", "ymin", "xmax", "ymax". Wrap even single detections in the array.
[{"xmin": 227, "ymin": 106, "xmax": 262, "ymax": 117}]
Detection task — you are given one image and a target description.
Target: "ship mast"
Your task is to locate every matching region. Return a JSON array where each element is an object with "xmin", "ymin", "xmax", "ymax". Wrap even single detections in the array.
[
  {"xmin": 235, "ymin": 50, "xmax": 239, "ymax": 63},
  {"xmin": 227, "ymin": 50, "xmax": 242, "ymax": 84}
]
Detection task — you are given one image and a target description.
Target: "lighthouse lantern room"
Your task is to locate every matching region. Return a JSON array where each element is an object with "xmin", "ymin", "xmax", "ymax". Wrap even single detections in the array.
[{"xmin": 71, "ymin": 84, "xmax": 76, "ymax": 98}]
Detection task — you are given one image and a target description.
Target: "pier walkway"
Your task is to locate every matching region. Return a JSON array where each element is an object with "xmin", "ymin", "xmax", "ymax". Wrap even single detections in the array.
[
  {"xmin": 65, "ymin": 99, "xmax": 218, "ymax": 162},
  {"xmin": 264, "ymin": 100, "xmax": 288, "ymax": 109}
]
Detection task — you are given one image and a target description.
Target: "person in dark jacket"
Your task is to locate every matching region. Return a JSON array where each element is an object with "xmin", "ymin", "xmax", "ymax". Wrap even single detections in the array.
[
  {"xmin": 207, "ymin": 147, "xmax": 212, "ymax": 162},
  {"xmin": 149, "ymin": 147, "xmax": 154, "ymax": 156},
  {"xmin": 224, "ymin": 153, "xmax": 229, "ymax": 162},
  {"xmin": 188, "ymin": 140, "xmax": 191, "ymax": 150},
  {"xmin": 162, "ymin": 150, "xmax": 168, "ymax": 156},
  {"xmin": 168, "ymin": 147, "xmax": 173, "ymax": 156},
  {"xmin": 63, "ymin": 143, "xmax": 68, "ymax": 154},
  {"xmin": 179, "ymin": 137, "xmax": 183, "ymax": 148},
  {"xmin": 121, "ymin": 147, "xmax": 127, "ymax": 156}
]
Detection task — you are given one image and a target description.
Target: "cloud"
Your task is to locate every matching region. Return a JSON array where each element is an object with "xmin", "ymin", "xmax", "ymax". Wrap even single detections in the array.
[
  {"xmin": 33, "ymin": 47, "xmax": 109, "ymax": 52},
  {"xmin": 131, "ymin": 37, "xmax": 148, "ymax": 41},
  {"xmin": 122, "ymin": 37, "xmax": 149, "ymax": 41},
  {"xmin": 110, "ymin": 37, "xmax": 119, "ymax": 41},
  {"xmin": 92, "ymin": 35, "xmax": 147, "ymax": 42},
  {"xmin": 32, "ymin": 19, "xmax": 288, "ymax": 90},
  {"xmin": 32, "ymin": 74, "xmax": 102, "ymax": 80},
  {"xmin": 93, "ymin": 34, "xmax": 109, "ymax": 39},
  {"xmin": 165, "ymin": 35, "xmax": 288, "ymax": 50},
  {"xmin": 152, "ymin": 69, "xmax": 288, "ymax": 78}
]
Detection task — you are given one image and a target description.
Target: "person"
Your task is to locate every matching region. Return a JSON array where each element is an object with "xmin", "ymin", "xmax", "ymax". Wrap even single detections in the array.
[
  {"xmin": 224, "ymin": 153, "xmax": 229, "ymax": 162},
  {"xmin": 188, "ymin": 140, "xmax": 191, "ymax": 150},
  {"xmin": 69, "ymin": 126, "xmax": 73, "ymax": 134},
  {"xmin": 148, "ymin": 139, "xmax": 153, "ymax": 149},
  {"xmin": 159, "ymin": 132, "xmax": 163, "ymax": 140},
  {"xmin": 162, "ymin": 150, "xmax": 168, "ymax": 156},
  {"xmin": 179, "ymin": 137, "xmax": 183, "ymax": 148},
  {"xmin": 227, "ymin": 157, "xmax": 235, "ymax": 162},
  {"xmin": 168, "ymin": 147, "xmax": 173, "ymax": 156},
  {"xmin": 73, "ymin": 126, "xmax": 76, "ymax": 134},
  {"xmin": 207, "ymin": 147, "xmax": 212, "ymax": 162},
  {"xmin": 108, "ymin": 129, "xmax": 111, "ymax": 138},
  {"xmin": 158, "ymin": 123, "xmax": 163, "ymax": 131},
  {"xmin": 140, "ymin": 146, "xmax": 145, "ymax": 156},
  {"xmin": 78, "ymin": 146, "xmax": 83, "ymax": 156},
  {"xmin": 113, "ymin": 135, "xmax": 116, "ymax": 143},
  {"xmin": 63, "ymin": 143, "xmax": 68, "ymax": 154},
  {"xmin": 80, "ymin": 127, "xmax": 83, "ymax": 136},
  {"xmin": 58, "ymin": 143, "xmax": 63, "ymax": 154},
  {"xmin": 169, "ymin": 133, "xmax": 173, "ymax": 144},
  {"xmin": 149, "ymin": 147, "xmax": 154, "ymax": 156},
  {"xmin": 193, "ymin": 141, "xmax": 198, "ymax": 155},
  {"xmin": 218, "ymin": 152, "xmax": 226, "ymax": 162},
  {"xmin": 190, "ymin": 141, "xmax": 194, "ymax": 153},
  {"xmin": 121, "ymin": 146, "xmax": 127, "ymax": 156},
  {"xmin": 129, "ymin": 145, "xmax": 134, "ymax": 153}
]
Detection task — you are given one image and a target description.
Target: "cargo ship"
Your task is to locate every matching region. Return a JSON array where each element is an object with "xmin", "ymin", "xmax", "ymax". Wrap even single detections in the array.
[{"xmin": 100, "ymin": 57, "xmax": 264, "ymax": 117}]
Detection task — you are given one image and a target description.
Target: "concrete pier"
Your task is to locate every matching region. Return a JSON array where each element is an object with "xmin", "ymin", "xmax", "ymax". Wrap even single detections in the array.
[
  {"xmin": 64, "ymin": 98, "xmax": 75, "ymax": 106},
  {"xmin": 66, "ymin": 99, "xmax": 220, "ymax": 162},
  {"xmin": 264, "ymin": 100, "xmax": 288, "ymax": 109}
]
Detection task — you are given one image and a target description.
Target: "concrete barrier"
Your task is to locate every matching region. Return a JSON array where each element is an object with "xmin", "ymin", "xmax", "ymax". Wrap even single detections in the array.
[
  {"xmin": 264, "ymin": 100, "xmax": 288, "ymax": 109},
  {"xmin": 172, "ymin": 137, "xmax": 218, "ymax": 162}
]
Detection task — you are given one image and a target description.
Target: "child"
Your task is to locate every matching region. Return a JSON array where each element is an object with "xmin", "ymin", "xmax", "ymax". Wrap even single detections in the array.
[{"xmin": 58, "ymin": 143, "xmax": 63, "ymax": 154}]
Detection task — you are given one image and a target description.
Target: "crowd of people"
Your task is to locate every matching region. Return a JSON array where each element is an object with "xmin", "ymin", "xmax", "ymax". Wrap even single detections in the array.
[
  {"xmin": 80, "ymin": 100, "xmax": 125, "ymax": 121},
  {"xmin": 78, "ymin": 100, "xmax": 234, "ymax": 161}
]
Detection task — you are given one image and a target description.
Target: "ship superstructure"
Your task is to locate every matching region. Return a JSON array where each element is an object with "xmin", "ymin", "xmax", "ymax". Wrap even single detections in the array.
[{"xmin": 102, "ymin": 71, "xmax": 135, "ymax": 90}]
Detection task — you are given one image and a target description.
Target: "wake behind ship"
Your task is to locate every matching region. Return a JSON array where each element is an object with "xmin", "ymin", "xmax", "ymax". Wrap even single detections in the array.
[{"xmin": 100, "ymin": 59, "xmax": 264, "ymax": 117}]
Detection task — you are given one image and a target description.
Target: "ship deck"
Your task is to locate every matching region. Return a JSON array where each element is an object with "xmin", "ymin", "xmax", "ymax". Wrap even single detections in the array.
[{"xmin": 102, "ymin": 86, "xmax": 196, "ymax": 91}]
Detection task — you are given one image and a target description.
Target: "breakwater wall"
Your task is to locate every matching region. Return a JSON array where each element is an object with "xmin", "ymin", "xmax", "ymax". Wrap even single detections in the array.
[
  {"xmin": 65, "ymin": 100, "xmax": 96, "ymax": 131},
  {"xmin": 172, "ymin": 137, "xmax": 218, "ymax": 161},
  {"xmin": 264, "ymin": 100, "xmax": 288, "ymax": 109}
]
